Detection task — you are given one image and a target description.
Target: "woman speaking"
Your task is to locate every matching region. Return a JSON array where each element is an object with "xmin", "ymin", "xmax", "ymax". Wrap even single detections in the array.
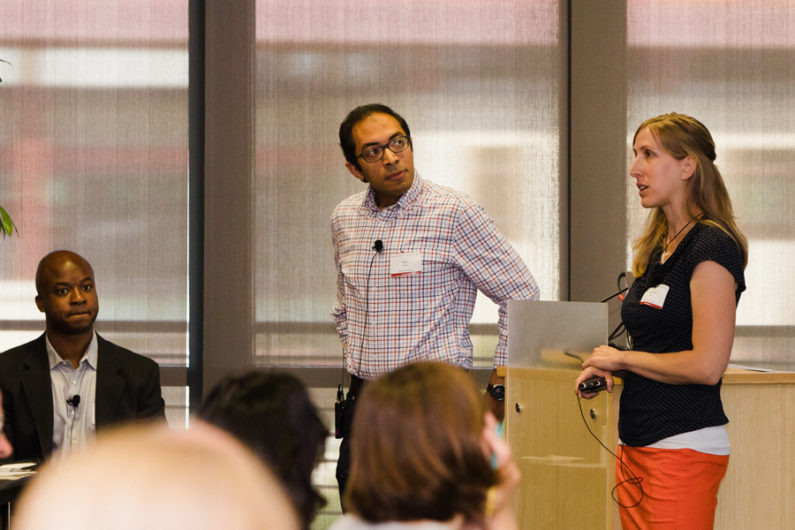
[{"xmin": 575, "ymin": 113, "xmax": 747, "ymax": 529}]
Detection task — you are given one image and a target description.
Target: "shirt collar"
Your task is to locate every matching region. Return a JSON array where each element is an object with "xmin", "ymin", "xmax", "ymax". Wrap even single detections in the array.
[
  {"xmin": 46, "ymin": 331, "xmax": 99, "ymax": 371},
  {"xmin": 363, "ymin": 171, "xmax": 424, "ymax": 214}
]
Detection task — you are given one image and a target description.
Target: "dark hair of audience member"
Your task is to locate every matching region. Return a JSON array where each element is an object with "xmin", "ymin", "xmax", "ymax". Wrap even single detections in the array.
[
  {"xmin": 344, "ymin": 362, "xmax": 499, "ymax": 525},
  {"xmin": 199, "ymin": 371, "xmax": 327, "ymax": 530}
]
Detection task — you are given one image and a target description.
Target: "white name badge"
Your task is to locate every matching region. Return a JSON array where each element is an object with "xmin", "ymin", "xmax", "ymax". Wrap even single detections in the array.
[
  {"xmin": 640, "ymin": 284, "xmax": 670, "ymax": 309},
  {"xmin": 390, "ymin": 252, "xmax": 423, "ymax": 277}
]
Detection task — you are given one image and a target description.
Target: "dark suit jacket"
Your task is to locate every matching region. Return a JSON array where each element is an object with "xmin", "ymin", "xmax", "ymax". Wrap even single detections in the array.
[{"xmin": 0, "ymin": 333, "xmax": 166, "ymax": 461}]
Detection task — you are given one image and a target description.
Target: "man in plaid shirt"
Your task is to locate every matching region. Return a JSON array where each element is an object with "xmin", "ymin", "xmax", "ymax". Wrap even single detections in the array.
[{"xmin": 332, "ymin": 104, "xmax": 539, "ymax": 500}]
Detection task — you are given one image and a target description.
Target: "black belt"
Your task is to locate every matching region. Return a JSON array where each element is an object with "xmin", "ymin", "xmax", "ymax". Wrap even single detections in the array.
[{"xmin": 347, "ymin": 375, "xmax": 367, "ymax": 400}]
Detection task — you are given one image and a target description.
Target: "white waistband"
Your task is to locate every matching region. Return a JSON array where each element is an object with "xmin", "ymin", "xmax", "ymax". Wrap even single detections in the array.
[{"xmin": 621, "ymin": 425, "xmax": 730, "ymax": 455}]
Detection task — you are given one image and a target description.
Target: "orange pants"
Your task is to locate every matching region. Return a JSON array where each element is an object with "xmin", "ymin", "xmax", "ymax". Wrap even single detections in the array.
[{"xmin": 615, "ymin": 445, "xmax": 729, "ymax": 529}]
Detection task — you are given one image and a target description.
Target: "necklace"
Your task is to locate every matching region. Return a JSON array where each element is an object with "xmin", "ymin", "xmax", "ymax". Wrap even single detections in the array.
[{"xmin": 662, "ymin": 215, "xmax": 701, "ymax": 259}]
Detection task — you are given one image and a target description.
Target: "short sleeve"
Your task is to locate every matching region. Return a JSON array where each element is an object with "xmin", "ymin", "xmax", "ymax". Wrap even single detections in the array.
[{"xmin": 686, "ymin": 224, "xmax": 746, "ymax": 299}]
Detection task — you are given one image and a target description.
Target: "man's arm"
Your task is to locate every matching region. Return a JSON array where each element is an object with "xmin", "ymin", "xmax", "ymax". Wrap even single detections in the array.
[
  {"xmin": 454, "ymin": 203, "xmax": 539, "ymax": 421},
  {"xmin": 453, "ymin": 202, "xmax": 540, "ymax": 366},
  {"xmin": 137, "ymin": 360, "xmax": 166, "ymax": 421},
  {"xmin": 330, "ymin": 221, "xmax": 349, "ymax": 357}
]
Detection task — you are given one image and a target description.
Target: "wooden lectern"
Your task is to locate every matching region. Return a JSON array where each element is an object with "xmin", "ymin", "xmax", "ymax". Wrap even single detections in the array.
[{"xmin": 505, "ymin": 300, "xmax": 795, "ymax": 529}]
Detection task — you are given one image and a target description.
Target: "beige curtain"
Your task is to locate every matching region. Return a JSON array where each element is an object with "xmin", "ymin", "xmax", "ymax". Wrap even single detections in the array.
[
  {"xmin": 626, "ymin": 0, "xmax": 795, "ymax": 363},
  {"xmin": 254, "ymin": 0, "xmax": 562, "ymax": 367},
  {"xmin": 0, "ymin": 0, "xmax": 189, "ymax": 421}
]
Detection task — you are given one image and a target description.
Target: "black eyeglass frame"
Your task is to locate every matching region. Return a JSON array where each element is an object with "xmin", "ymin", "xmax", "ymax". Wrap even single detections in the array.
[{"xmin": 356, "ymin": 135, "xmax": 412, "ymax": 164}]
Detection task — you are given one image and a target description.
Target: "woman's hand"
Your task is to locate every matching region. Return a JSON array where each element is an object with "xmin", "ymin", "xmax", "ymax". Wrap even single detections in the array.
[
  {"xmin": 481, "ymin": 412, "xmax": 520, "ymax": 530},
  {"xmin": 574, "ymin": 345, "xmax": 623, "ymax": 398},
  {"xmin": 583, "ymin": 344, "xmax": 626, "ymax": 373}
]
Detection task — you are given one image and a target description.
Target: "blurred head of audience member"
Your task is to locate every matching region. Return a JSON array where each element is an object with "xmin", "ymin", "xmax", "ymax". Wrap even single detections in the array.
[
  {"xmin": 199, "ymin": 371, "xmax": 327, "ymax": 529},
  {"xmin": 15, "ymin": 422, "xmax": 299, "ymax": 530},
  {"xmin": 340, "ymin": 362, "xmax": 520, "ymax": 530}
]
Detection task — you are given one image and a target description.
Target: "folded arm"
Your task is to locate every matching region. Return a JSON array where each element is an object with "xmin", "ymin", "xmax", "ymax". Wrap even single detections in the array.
[{"xmin": 579, "ymin": 260, "xmax": 737, "ymax": 389}]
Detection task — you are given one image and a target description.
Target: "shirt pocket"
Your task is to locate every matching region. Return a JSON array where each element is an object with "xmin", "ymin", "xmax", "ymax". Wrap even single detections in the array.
[{"xmin": 339, "ymin": 247, "xmax": 366, "ymax": 297}]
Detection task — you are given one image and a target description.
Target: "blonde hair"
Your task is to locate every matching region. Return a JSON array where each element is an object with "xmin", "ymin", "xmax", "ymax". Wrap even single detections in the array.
[
  {"xmin": 631, "ymin": 113, "xmax": 748, "ymax": 276},
  {"xmin": 15, "ymin": 423, "xmax": 299, "ymax": 530}
]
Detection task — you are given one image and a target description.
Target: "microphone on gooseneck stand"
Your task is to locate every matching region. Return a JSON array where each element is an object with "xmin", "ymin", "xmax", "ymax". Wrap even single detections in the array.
[
  {"xmin": 599, "ymin": 271, "xmax": 629, "ymax": 303},
  {"xmin": 599, "ymin": 271, "xmax": 635, "ymax": 350},
  {"xmin": 66, "ymin": 395, "xmax": 81, "ymax": 408}
]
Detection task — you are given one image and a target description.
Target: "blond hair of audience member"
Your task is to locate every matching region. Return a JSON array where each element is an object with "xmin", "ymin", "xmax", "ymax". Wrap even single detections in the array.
[
  {"xmin": 337, "ymin": 362, "xmax": 520, "ymax": 530},
  {"xmin": 15, "ymin": 422, "xmax": 299, "ymax": 530}
]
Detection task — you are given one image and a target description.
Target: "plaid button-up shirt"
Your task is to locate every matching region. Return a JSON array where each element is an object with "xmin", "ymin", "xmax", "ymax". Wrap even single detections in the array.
[{"xmin": 331, "ymin": 173, "xmax": 539, "ymax": 380}]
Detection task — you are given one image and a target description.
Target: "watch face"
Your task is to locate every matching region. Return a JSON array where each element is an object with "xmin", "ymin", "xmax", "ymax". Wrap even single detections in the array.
[{"xmin": 489, "ymin": 384, "xmax": 505, "ymax": 401}]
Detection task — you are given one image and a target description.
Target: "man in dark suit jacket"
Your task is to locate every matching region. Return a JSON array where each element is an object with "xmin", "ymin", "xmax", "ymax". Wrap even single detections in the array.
[{"xmin": 0, "ymin": 250, "xmax": 165, "ymax": 461}]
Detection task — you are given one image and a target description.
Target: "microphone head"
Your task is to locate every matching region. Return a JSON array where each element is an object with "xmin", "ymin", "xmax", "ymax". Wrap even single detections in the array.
[
  {"xmin": 67, "ymin": 395, "xmax": 81, "ymax": 407},
  {"xmin": 373, "ymin": 240, "xmax": 383, "ymax": 252}
]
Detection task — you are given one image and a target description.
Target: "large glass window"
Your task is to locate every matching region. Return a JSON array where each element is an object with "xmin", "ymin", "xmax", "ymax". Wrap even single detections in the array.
[
  {"xmin": 0, "ymin": 0, "xmax": 189, "ymax": 425},
  {"xmin": 254, "ymin": 0, "xmax": 562, "ymax": 369},
  {"xmin": 626, "ymin": 0, "xmax": 795, "ymax": 363}
]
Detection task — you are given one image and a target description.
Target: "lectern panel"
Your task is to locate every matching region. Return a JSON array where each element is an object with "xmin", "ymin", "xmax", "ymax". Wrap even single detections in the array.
[{"xmin": 507, "ymin": 367, "xmax": 620, "ymax": 529}]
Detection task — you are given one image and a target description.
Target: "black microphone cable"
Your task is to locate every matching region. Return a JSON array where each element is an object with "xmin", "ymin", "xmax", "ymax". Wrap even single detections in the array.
[
  {"xmin": 600, "ymin": 271, "xmax": 633, "ymax": 350},
  {"xmin": 352, "ymin": 239, "xmax": 383, "ymax": 382},
  {"xmin": 576, "ymin": 393, "xmax": 644, "ymax": 509},
  {"xmin": 577, "ymin": 270, "xmax": 643, "ymax": 509},
  {"xmin": 336, "ymin": 239, "xmax": 384, "ymax": 432}
]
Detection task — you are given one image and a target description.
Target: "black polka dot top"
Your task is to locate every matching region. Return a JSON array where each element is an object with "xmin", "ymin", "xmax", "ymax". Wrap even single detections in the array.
[{"xmin": 619, "ymin": 222, "xmax": 746, "ymax": 446}]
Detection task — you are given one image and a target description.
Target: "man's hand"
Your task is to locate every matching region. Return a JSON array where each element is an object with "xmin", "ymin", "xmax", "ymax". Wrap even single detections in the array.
[{"xmin": 484, "ymin": 372, "xmax": 506, "ymax": 422}]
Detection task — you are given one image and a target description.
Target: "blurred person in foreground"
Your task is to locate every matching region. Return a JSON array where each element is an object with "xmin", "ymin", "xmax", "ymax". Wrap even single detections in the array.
[
  {"xmin": 331, "ymin": 362, "xmax": 521, "ymax": 530},
  {"xmin": 0, "ymin": 250, "xmax": 165, "ymax": 462},
  {"xmin": 15, "ymin": 422, "xmax": 300, "ymax": 530},
  {"xmin": 199, "ymin": 371, "xmax": 327, "ymax": 530},
  {"xmin": 575, "ymin": 113, "xmax": 747, "ymax": 529}
]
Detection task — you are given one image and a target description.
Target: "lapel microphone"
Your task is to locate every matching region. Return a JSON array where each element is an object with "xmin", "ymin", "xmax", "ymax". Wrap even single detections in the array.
[
  {"xmin": 372, "ymin": 240, "xmax": 383, "ymax": 253},
  {"xmin": 66, "ymin": 395, "xmax": 81, "ymax": 408}
]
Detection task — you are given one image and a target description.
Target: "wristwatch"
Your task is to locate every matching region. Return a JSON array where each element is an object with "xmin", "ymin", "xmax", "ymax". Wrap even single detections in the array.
[{"xmin": 486, "ymin": 383, "xmax": 505, "ymax": 401}]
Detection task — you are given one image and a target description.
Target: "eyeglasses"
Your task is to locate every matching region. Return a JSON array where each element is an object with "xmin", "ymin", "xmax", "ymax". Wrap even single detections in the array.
[{"xmin": 357, "ymin": 135, "xmax": 411, "ymax": 164}]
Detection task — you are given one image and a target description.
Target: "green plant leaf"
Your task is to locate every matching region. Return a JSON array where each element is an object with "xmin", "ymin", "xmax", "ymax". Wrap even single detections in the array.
[{"xmin": 0, "ymin": 206, "xmax": 19, "ymax": 237}]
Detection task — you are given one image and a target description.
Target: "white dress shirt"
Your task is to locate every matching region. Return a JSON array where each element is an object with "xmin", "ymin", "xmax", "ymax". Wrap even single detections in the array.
[{"xmin": 47, "ymin": 332, "xmax": 98, "ymax": 458}]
